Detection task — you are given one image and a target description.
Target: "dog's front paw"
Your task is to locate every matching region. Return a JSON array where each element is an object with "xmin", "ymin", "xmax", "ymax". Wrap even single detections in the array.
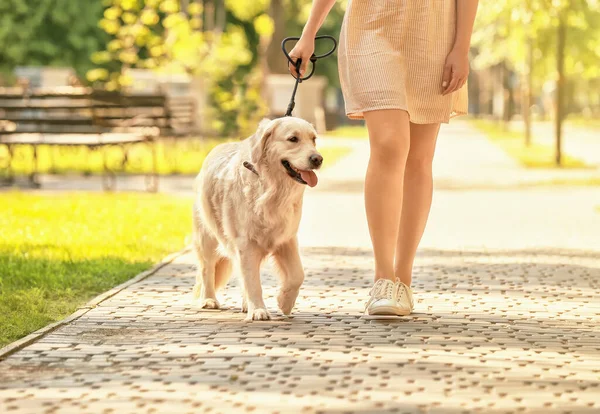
[
  {"xmin": 245, "ymin": 308, "xmax": 270, "ymax": 321},
  {"xmin": 241, "ymin": 296, "xmax": 248, "ymax": 313},
  {"xmin": 277, "ymin": 289, "xmax": 299, "ymax": 315},
  {"xmin": 201, "ymin": 298, "xmax": 220, "ymax": 309}
]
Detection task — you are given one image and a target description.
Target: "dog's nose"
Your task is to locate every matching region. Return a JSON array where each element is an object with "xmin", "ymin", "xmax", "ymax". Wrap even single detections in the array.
[{"xmin": 309, "ymin": 154, "xmax": 323, "ymax": 168}]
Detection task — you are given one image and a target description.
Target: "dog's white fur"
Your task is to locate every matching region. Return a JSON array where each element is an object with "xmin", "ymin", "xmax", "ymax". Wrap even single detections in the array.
[{"xmin": 192, "ymin": 117, "xmax": 321, "ymax": 320}]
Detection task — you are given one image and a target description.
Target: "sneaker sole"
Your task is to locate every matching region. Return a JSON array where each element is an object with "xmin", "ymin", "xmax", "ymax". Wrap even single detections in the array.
[
  {"xmin": 362, "ymin": 314, "xmax": 401, "ymax": 320},
  {"xmin": 366, "ymin": 306, "xmax": 411, "ymax": 317}
]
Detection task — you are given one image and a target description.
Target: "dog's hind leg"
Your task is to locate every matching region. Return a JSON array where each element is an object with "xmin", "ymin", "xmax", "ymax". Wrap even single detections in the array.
[
  {"xmin": 240, "ymin": 284, "xmax": 248, "ymax": 313},
  {"xmin": 193, "ymin": 246, "xmax": 220, "ymax": 309},
  {"xmin": 214, "ymin": 256, "xmax": 233, "ymax": 291},
  {"xmin": 192, "ymin": 212, "xmax": 220, "ymax": 309},
  {"xmin": 273, "ymin": 238, "xmax": 305, "ymax": 315}
]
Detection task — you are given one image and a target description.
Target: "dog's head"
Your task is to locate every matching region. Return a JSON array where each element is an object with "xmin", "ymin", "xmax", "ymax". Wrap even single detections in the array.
[{"xmin": 250, "ymin": 117, "xmax": 322, "ymax": 187}]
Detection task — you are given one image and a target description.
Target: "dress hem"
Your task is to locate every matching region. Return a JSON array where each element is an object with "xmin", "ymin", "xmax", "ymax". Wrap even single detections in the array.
[{"xmin": 346, "ymin": 106, "xmax": 468, "ymax": 125}]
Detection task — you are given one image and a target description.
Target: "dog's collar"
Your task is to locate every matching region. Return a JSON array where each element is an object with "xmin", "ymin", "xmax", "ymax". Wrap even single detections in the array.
[{"xmin": 243, "ymin": 161, "xmax": 259, "ymax": 176}]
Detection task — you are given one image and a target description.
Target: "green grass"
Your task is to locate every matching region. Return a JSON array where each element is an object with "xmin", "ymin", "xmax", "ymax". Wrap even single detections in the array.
[
  {"xmin": 0, "ymin": 139, "xmax": 352, "ymax": 177},
  {"xmin": 326, "ymin": 125, "xmax": 368, "ymax": 138},
  {"xmin": 532, "ymin": 178, "xmax": 600, "ymax": 187},
  {"xmin": 471, "ymin": 119, "xmax": 588, "ymax": 169},
  {"xmin": 0, "ymin": 192, "xmax": 193, "ymax": 347},
  {"xmin": 565, "ymin": 116, "xmax": 600, "ymax": 130},
  {"xmin": 319, "ymin": 145, "xmax": 352, "ymax": 167},
  {"xmin": 0, "ymin": 139, "xmax": 225, "ymax": 177}
]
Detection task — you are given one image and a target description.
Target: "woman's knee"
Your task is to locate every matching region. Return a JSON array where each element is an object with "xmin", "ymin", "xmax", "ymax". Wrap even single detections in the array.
[
  {"xmin": 406, "ymin": 123, "xmax": 439, "ymax": 175},
  {"xmin": 369, "ymin": 129, "xmax": 410, "ymax": 166},
  {"xmin": 365, "ymin": 110, "xmax": 411, "ymax": 165},
  {"xmin": 406, "ymin": 150, "xmax": 434, "ymax": 176}
]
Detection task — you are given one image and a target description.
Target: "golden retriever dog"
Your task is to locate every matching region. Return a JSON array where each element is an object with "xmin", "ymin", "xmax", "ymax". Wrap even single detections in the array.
[{"xmin": 192, "ymin": 117, "xmax": 322, "ymax": 321}]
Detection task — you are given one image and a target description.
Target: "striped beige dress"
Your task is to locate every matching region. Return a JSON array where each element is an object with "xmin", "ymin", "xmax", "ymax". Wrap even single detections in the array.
[{"xmin": 338, "ymin": 0, "xmax": 468, "ymax": 124}]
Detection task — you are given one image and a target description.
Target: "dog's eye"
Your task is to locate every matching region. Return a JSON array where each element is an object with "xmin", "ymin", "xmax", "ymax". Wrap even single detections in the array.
[
  {"xmin": 288, "ymin": 136, "xmax": 299, "ymax": 143},
  {"xmin": 311, "ymin": 137, "xmax": 317, "ymax": 143}
]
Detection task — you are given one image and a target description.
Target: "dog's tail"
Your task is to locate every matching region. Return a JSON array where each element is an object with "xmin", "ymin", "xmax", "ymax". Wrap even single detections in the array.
[{"xmin": 214, "ymin": 257, "xmax": 233, "ymax": 291}]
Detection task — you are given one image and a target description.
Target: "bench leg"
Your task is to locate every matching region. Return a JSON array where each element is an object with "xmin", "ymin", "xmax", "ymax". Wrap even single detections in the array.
[
  {"xmin": 102, "ymin": 146, "xmax": 116, "ymax": 192},
  {"xmin": 145, "ymin": 139, "xmax": 158, "ymax": 193},
  {"xmin": 29, "ymin": 145, "xmax": 41, "ymax": 188},
  {"xmin": 0, "ymin": 144, "xmax": 14, "ymax": 186}
]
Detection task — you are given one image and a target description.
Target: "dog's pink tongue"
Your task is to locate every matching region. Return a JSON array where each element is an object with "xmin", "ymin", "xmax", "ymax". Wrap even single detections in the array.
[{"xmin": 300, "ymin": 170, "xmax": 318, "ymax": 187}]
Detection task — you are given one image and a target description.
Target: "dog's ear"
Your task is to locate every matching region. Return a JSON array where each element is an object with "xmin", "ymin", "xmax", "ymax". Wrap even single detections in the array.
[{"xmin": 250, "ymin": 118, "xmax": 277, "ymax": 166}]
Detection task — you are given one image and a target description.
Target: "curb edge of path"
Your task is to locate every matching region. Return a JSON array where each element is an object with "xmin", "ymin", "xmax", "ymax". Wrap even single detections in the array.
[{"xmin": 0, "ymin": 248, "xmax": 191, "ymax": 362}]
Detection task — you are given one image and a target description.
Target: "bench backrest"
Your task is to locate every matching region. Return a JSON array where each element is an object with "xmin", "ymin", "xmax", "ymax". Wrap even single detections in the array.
[{"xmin": 0, "ymin": 87, "xmax": 196, "ymax": 136}]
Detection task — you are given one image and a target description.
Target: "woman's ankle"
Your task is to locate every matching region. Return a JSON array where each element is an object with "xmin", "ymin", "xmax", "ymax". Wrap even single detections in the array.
[
  {"xmin": 373, "ymin": 273, "xmax": 395, "ymax": 283},
  {"xmin": 394, "ymin": 270, "xmax": 412, "ymax": 286}
]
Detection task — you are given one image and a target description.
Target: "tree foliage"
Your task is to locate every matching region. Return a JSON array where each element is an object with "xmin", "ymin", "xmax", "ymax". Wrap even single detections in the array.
[
  {"xmin": 472, "ymin": 0, "xmax": 600, "ymax": 164},
  {"xmin": 0, "ymin": 0, "xmax": 107, "ymax": 79},
  {"xmin": 91, "ymin": 0, "xmax": 274, "ymax": 136},
  {"xmin": 472, "ymin": 0, "xmax": 600, "ymax": 86},
  {"xmin": 89, "ymin": 0, "xmax": 254, "ymax": 88}
]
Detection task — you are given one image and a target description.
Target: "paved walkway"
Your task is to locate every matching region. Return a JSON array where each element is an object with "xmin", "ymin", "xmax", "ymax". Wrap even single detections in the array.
[{"xmin": 2, "ymin": 122, "xmax": 600, "ymax": 413}]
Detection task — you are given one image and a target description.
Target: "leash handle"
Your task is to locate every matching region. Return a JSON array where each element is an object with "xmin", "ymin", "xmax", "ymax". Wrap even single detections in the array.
[
  {"xmin": 281, "ymin": 35, "xmax": 337, "ymax": 117},
  {"xmin": 281, "ymin": 35, "xmax": 337, "ymax": 81}
]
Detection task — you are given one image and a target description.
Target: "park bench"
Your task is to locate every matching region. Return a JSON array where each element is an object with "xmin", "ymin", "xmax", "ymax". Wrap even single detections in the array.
[{"xmin": 0, "ymin": 86, "xmax": 196, "ymax": 191}]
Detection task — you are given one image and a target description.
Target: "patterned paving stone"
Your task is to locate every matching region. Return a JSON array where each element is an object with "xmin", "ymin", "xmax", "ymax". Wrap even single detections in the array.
[{"xmin": 1, "ymin": 247, "xmax": 599, "ymax": 413}]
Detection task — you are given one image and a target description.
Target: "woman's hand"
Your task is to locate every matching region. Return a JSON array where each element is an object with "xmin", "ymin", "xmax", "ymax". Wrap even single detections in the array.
[
  {"xmin": 442, "ymin": 47, "xmax": 469, "ymax": 95},
  {"xmin": 288, "ymin": 36, "xmax": 315, "ymax": 78}
]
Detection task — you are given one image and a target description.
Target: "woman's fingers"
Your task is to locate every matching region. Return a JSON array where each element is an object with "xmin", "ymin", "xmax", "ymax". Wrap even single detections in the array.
[
  {"xmin": 443, "ymin": 72, "xmax": 467, "ymax": 95},
  {"xmin": 299, "ymin": 58, "xmax": 309, "ymax": 77},
  {"xmin": 443, "ymin": 72, "xmax": 459, "ymax": 95},
  {"xmin": 442, "ymin": 48, "xmax": 469, "ymax": 94},
  {"xmin": 289, "ymin": 55, "xmax": 311, "ymax": 78},
  {"xmin": 442, "ymin": 63, "xmax": 452, "ymax": 93},
  {"xmin": 288, "ymin": 58, "xmax": 298, "ymax": 77},
  {"xmin": 287, "ymin": 38, "xmax": 315, "ymax": 79}
]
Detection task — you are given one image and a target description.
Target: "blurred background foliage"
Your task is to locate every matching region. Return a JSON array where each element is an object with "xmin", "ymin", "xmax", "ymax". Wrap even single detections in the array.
[
  {"xmin": 470, "ymin": 0, "xmax": 600, "ymax": 164},
  {"xmin": 0, "ymin": 0, "xmax": 109, "ymax": 80}
]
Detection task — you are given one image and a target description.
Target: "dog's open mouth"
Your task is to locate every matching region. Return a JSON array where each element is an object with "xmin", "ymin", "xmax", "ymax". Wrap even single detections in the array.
[{"xmin": 281, "ymin": 160, "xmax": 318, "ymax": 187}]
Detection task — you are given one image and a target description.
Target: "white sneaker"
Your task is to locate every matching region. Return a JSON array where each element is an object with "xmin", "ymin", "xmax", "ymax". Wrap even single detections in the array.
[
  {"xmin": 395, "ymin": 280, "xmax": 414, "ymax": 313},
  {"xmin": 365, "ymin": 278, "xmax": 412, "ymax": 316}
]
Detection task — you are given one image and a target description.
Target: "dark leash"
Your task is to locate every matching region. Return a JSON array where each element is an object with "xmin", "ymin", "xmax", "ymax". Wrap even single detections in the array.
[
  {"xmin": 244, "ymin": 35, "xmax": 337, "ymax": 176},
  {"xmin": 281, "ymin": 35, "xmax": 337, "ymax": 117},
  {"xmin": 243, "ymin": 161, "xmax": 259, "ymax": 176}
]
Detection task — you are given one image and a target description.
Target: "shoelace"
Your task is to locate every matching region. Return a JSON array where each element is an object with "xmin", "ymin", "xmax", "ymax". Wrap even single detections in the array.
[
  {"xmin": 395, "ymin": 282, "xmax": 406, "ymax": 299},
  {"xmin": 395, "ymin": 281, "xmax": 414, "ymax": 309},
  {"xmin": 365, "ymin": 279, "xmax": 396, "ymax": 310},
  {"xmin": 370, "ymin": 279, "xmax": 395, "ymax": 298}
]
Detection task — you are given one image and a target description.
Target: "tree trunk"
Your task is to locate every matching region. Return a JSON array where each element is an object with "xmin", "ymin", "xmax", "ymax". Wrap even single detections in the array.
[
  {"xmin": 204, "ymin": 0, "xmax": 214, "ymax": 32},
  {"xmin": 523, "ymin": 37, "xmax": 533, "ymax": 147},
  {"xmin": 215, "ymin": 0, "xmax": 225, "ymax": 33},
  {"xmin": 266, "ymin": 0, "xmax": 289, "ymax": 74},
  {"xmin": 180, "ymin": 0, "xmax": 189, "ymax": 14},
  {"xmin": 555, "ymin": 11, "xmax": 566, "ymax": 166},
  {"xmin": 502, "ymin": 62, "xmax": 511, "ymax": 129}
]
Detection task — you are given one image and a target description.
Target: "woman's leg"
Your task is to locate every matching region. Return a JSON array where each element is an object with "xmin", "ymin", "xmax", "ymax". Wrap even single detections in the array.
[
  {"xmin": 363, "ymin": 110, "xmax": 411, "ymax": 282},
  {"xmin": 394, "ymin": 122, "xmax": 441, "ymax": 286}
]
